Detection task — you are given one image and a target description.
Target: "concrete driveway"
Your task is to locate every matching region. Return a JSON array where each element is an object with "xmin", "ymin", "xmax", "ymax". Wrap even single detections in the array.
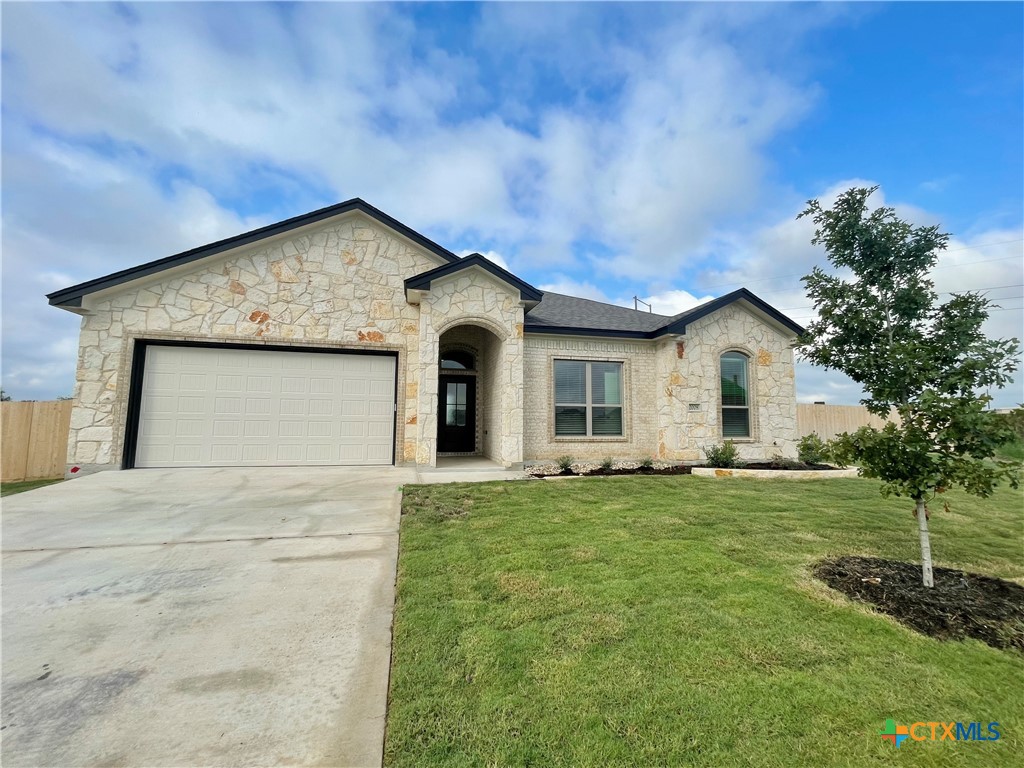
[{"xmin": 1, "ymin": 465, "xmax": 416, "ymax": 767}]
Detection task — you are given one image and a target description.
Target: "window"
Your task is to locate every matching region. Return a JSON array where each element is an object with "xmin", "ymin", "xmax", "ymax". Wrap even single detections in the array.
[
  {"xmin": 440, "ymin": 350, "xmax": 475, "ymax": 370},
  {"xmin": 445, "ymin": 381, "xmax": 468, "ymax": 426},
  {"xmin": 720, "ymin": 352, "xmax": 750, "ymax": 438},
  {"xmin": 554, "ymin": 360, "xmax": 623, "ymax": 437}
]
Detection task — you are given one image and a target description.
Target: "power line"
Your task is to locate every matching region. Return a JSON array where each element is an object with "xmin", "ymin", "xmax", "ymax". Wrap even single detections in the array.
[{"xmin": 698, "ymin": 244, "xmax": 1023, "ymax": 293}]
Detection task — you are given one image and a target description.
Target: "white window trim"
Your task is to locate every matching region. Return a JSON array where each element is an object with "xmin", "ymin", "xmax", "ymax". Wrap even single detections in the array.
[{"xmin": 553, "ymin": 359, "xmax": 624, "ymax": 438}]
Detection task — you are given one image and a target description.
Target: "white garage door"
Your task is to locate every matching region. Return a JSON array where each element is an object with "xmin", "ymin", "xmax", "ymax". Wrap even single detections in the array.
[{"xmin": 135, "ymin": 345, "xmax": 396, "ymax": 467}]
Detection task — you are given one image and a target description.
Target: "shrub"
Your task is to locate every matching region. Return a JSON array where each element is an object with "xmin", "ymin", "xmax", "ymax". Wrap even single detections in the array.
[
  {"xmin": 557, "ymin": 455, "xmax": 575, "ymax": 474},
  {"xmin": 600, "ymin": 456, "xmax": 614, "ymax": 471},
  {"xmin": 993, "ymin": 405, "xmax": 1024, "ymax": 442},
  {"xmin": 703, "ymin": 441, "xmax": 739, "ymax": 468},
  {"xmin": 640, "ymin": 456, "xmax": 654, "ymax": 469},
  {"xmin": 797, "ymin": 433, "xmax": 830, "ymax": 465}
]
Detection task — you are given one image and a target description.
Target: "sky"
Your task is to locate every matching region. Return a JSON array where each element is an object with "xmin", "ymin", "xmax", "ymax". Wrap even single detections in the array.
[{"xmin": 2, "ymin": 1, "xmax": 1022, "ymax": 407}]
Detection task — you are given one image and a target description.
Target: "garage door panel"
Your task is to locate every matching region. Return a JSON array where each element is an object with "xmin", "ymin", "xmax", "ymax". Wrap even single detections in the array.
[{"xmin": 135, "ymin": 346, "xmax": 395, "ymax": 467}]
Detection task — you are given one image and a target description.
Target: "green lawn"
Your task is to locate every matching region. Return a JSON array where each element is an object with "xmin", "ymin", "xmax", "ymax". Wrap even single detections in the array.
[
  {"xmin": 1, "ymin": 478, "xmax": 62, "ymax": 496},
  {"xmin": 386, "ymin": 477, "xmax": 1023, "ymax": 767}
]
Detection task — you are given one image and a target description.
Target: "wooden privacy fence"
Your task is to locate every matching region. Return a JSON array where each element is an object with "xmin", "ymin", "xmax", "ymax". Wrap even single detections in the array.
[
  {"xmin": 797, "ymin": 403, "xmax": 897, "ymax": 440},
  {"xmin": 1, "ymin": 400, "xmax": 73, "ymax": 482}
]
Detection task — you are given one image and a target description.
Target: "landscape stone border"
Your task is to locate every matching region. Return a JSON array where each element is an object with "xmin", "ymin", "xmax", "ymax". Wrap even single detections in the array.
[{"xmin": 692, "ymin": 467, "xmax": 860, "ymax": 480}]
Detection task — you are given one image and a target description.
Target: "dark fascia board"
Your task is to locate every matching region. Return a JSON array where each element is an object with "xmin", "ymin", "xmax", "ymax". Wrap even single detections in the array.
[
  {"xmin": 655, "ymin": 288, "xmax": 805, "ymax": 337},
  {"xmin": 404, "ymin": 253, "xmax": 543, "ymax": 302},
  {"xmin": 523, "ymin": 325, "xmax": 652, "ymax": 339},
  {"xmin": 47, "ymin": 198, "xmax": 460, "ymax": 308}
]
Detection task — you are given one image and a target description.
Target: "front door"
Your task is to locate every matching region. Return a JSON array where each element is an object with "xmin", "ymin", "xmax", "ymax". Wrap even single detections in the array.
[{"xmin": 438, "ymin": 375, "xmax": 476, "ymax": 452}]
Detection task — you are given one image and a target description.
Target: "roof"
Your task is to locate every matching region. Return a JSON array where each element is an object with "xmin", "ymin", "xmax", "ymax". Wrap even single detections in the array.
[
  {"xmin": 405, "ymin": 253, "xmax": 543, "ymax": 303},
  {"xmin": 47, "ymin": 198, "xmax": 460, "ymax": 309},
  {"xmin": 525, "ymin": 292, "xmax": 673, "ymax": 335},
  {"xmin": 524, "ymin": 288, "xmax": 804, "ymax": 338},
  {"xmin": 46, "ymin": 198, "xmax": 803, "ymax": 338}
]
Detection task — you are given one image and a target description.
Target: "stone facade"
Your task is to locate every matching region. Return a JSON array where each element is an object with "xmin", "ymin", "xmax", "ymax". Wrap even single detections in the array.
[
  {"xmin": 66, "ymin": 212, "xmax": 528, "ymax": 472},
  {"xmin": 63, "ymin": 209, "xmax": 797, "ymax": 475},
  {"xmin": 413, "ymin": 268, "xmax": 524, "ymax": 467},
  {"xmin": 521, "ymin": 306, "xmax": 797, "ymax": 465},
  {"xmin": 523, "ymin": 336, "xmax": 659, "ymax": 462},
  {"xmin": 654, "ymin": 304, "xmax": 798, "ymax": 461}
]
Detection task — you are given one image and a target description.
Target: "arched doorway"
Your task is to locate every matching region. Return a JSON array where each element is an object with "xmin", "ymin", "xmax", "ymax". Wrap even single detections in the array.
[{"xmin": 436, "ymin": 323, "xmax": 504, "ymax": 460}]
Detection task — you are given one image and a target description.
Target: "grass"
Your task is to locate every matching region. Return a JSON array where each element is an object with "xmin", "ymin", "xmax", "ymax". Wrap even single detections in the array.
[
  {"xmin": 386, "ymin": 477, "xmax": 1023, "ymax": 767},
  {"xmin": 996, "ymin": 438, "xmax": 1024, "ymax": 463},
  {"xmin": 1, "ymin": 478, "xmax": 62, "ymax": 496}
]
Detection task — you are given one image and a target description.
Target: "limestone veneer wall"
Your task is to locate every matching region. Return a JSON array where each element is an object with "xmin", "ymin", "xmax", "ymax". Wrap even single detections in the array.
[
  {"xmin": 414, "ymin": 269, "xmax": 524, "ymax": 468},
  {"xmin": 438, "ymin": 325, "xmax": 486, "ymax": 455},
  {"xmin": 522, "ymin": 335, "xmax": 659, "ymax": 462},
  {"xmin": 656, "ymin": 305, "xmax": 798, "ymax": 461},
  {"xmin": 66, "ymin": 213, "xmax": 443, "ymax": 473},
  {"xmin": 480, "ymin": 331, "xmax": 502, "ymax": 461}
]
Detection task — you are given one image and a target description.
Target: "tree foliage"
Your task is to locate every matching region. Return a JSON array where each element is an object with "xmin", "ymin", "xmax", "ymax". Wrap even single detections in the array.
[{"xmin": 797, "ymin": 187, "xmax": 1020, "ymax": 585}]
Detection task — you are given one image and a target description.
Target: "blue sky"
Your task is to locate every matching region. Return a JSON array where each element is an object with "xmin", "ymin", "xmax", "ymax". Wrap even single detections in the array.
[{"xmin": 2, "ymin": 1, "xmax": 1022, "ymax": 406}]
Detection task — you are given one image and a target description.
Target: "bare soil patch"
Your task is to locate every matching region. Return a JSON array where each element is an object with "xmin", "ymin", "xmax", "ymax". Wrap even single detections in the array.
[{"xmin": 813, "ymin": 555, "xmax": 1024, "ymax": 651}]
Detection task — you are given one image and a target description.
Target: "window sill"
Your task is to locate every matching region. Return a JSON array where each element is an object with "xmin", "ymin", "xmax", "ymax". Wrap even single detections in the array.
[{"xmin": 553, "ymin": 436, "xmax": 628, "ymax": 442}]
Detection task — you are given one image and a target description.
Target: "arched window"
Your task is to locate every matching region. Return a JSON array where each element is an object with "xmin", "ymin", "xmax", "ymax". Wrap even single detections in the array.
[
  {"xmin": 720, "ymin": 352, "xmax": 750, "ymax": 438},
  {"xmin": 440, "ymin": 350, "xmax": 475, "ymax": 370}
]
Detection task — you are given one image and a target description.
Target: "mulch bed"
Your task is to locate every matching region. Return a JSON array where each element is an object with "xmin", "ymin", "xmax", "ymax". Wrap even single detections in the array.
[
  {"xmin": 739, "ymin": 461, "xmax": 841, "ymax": 471},
  {"xmin": 813, "ymin": 556, "xmax": 1024, "ymax": 651},
  {"xmin": 581, "ymin": 465, "xmax": 692, "ymax": 477},
  {"xmin": 537, "ymin": 465, "xmax": 693, "ymax": 478}
]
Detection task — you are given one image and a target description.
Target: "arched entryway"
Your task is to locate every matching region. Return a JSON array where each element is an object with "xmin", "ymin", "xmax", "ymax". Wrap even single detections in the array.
[{"xmin": 436, "ymin": 323, "xmax": 505, "ymax": 461}]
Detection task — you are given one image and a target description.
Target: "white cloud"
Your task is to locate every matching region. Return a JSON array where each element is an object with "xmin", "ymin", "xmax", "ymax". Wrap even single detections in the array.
[
  {"xmin": 1, "ymin": 3, "xmax": 1018, "ymax": 412},
  {"xmin": 537, "ymin": 277, "xmax": 611, "ymax": 303},
  {"xmin": 458, "ymin": 249, "xmax": 511, "ymax": 273},
  {"xmin": 640, "ymin": 289, "xmax": 716, "ymax": 316},
  {"xmin": 690, "ymin": 181, "xmax": 1024, "ymax": 408}
]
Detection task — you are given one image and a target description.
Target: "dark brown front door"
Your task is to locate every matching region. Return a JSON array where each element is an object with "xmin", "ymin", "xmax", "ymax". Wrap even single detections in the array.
[{"xmin": 438, "ymin": 375, "xmax": 476, "ymax": 452}]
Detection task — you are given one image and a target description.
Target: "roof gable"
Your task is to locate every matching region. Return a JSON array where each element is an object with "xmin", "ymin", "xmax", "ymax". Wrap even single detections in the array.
[
  {"xmin": 658, "ymin": 288, "xmax": 805, "ymax": 337},
  {"xmin": 48, "ymin": 198, "xmax": 459, "ymax": 309},
  {"xmin": 405, "ymin": 253, "xmax": 543, "ymax": 304}
]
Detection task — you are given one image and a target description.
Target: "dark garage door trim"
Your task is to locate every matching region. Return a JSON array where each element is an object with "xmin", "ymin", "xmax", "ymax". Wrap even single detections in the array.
[{"xmin": 122, "ymin": 339, "xmax": 399, "ymax": 469}]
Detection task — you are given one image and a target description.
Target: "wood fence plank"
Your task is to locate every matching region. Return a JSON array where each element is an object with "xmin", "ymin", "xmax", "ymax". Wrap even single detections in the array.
[
  {"xmin": 1, "ymin": 401, "xmax": 72, "ymax": 482},
  {"xmin": 25, "ymin": 401, "xmax": 72, "ymax": 479},
  {"xmin": 797, "ymin": 403, "xmax": 898, "ymax": 440}
]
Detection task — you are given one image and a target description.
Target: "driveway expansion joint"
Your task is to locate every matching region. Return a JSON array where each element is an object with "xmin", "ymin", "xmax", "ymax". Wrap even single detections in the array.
[{"xmin": 1, "ymin": 529, "xmax": 399, "ymax": 554}]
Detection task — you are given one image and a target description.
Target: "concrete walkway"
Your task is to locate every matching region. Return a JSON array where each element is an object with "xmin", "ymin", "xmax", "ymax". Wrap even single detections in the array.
[
  {"xmin": 415, "ymin": 456, "xmax": 528, "ymax": 484},
  {"xmin": 1, "ymin": 466, "xmax": 415, "ymax": 768}
]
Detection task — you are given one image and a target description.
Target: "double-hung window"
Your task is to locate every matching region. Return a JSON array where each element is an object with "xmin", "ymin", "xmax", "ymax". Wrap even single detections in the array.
[
  {"xmin": 554, "ymin": 360, "xmax": 623, "ymax": 437},
  {"xmin": 720, "ymin": 352, "xmax": 750, "ymax": 438}
]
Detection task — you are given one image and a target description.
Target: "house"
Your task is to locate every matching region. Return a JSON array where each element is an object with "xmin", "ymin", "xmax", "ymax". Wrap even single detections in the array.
[{"xmin": 47, "ymin": 199, "xmax": 803, "ymax": 474}]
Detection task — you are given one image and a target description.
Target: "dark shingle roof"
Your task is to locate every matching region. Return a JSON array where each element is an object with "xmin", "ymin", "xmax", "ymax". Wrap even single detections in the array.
[
  {"xmin": 524, "ymin": 292, "xmax": 673, "ymax": 334},
  {"xmin": 524, "ymin": 288, "xmax": 805, "ymax": 338}
]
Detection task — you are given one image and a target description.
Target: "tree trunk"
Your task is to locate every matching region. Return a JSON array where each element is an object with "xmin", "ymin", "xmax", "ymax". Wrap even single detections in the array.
[{"xmin": 916, "ymin": 499, "xmax": 934, "ymax": 587}]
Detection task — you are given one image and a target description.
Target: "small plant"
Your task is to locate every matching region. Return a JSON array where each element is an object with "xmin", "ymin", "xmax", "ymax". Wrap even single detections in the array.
[
  {"xmin": 600, "ymin": 456, "xmax": 614, "ymax": 471},
  {"xmin": 557, "ymin": 455, "xmax": 575, "ymax": 474},
  {"xmin": 703, "ymin": 441, "xmax": 739, "ymax": 468},
  {"xmin": 797, "ymin": 433, "xmax": 830, "ymax": 465},
  {"xmin": 640, "ymin": 456, "xmax": 654, "ymax": 469}
]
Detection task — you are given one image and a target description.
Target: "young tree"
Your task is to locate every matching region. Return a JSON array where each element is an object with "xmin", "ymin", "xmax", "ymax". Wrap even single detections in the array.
[{"xmin": 797, "ymin": 186, "xmax": 1021, "ymax": 586}]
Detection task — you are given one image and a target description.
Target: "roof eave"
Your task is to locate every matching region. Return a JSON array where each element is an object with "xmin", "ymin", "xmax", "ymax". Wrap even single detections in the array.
[{"xmin": 47, "ymin": 198, "xmax": 461, "ymax": 310}]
